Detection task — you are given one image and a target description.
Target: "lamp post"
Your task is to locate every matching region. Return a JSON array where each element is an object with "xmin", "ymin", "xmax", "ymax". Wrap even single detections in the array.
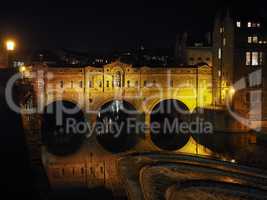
[{"xmin": 6, "ymin": 40, "xmax": 16, "ymax": 68}]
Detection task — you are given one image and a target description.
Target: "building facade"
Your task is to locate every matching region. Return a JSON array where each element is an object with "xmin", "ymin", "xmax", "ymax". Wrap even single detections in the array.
[{"xmin": 212, "ymin": 10, "xmax": 267, "ymax": 130}]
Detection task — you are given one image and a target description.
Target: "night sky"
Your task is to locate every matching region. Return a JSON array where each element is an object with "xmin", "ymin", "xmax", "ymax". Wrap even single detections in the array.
[{"xmin": 0, "ymin": 1, "xmax": 266, "ymax": 53}]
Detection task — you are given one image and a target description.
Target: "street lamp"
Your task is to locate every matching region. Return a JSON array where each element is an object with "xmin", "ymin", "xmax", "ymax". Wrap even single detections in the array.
[
  {"xmin": 5, "ymin": 39, "xmax": 16, "ymax": 68},
  {"xmin": 6, "ymin": 40, "xmax": 16, "ymax": 51}
]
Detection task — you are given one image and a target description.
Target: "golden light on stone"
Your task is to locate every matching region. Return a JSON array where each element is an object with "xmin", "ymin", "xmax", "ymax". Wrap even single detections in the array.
[
  {"xmin": 19, "ymin": 65, "xmax": 26, "ymax": 73},
  {"xmin": 229, "ymin": 86, "xmax": 235, "ymax": 95}
]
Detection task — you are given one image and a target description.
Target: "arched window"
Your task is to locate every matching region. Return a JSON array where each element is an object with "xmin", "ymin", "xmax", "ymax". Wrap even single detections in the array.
[
  {"xmin": 144, "ymin": 80, "xmax": 147, "ymax": 87},
  {"xmin": 114, "ymin": 71, "xmax": 121, "ymax": 87},
  {"xmin": 71, "ymin": 81, "xmax": 73, "ymax": 88},
  {"xmin": 60, "ymin": 81, "xmax": 64, "ymax": 88}
]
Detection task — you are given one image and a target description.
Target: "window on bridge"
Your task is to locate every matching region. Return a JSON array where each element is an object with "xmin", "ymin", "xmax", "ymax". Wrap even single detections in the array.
[{"xmin": 60, "ymin": 80, "xmax": 64, "ymax": 88}]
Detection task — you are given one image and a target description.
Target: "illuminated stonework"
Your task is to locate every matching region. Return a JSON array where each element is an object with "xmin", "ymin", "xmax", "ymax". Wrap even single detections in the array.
[{"xmin": 21, "ymin": 61, "xmax": 220, "ymax": 193}]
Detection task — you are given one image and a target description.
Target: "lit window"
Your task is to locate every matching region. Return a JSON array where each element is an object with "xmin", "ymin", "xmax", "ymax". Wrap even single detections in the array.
[
  {"xmin": 259, "ymin": 52, "xmax": 264, "ymax": 65},
  {"xmin": 248, "ymin": 37, "xmax": 252, "ymax": 43},
  {"xmin": 220, "ymin": 27, "xmax": 224, "ymax": 33},
  {"xmin": 253, "ymin": 36, "xmax": 258, "ymax": 43},
  {"xmin": 170, "ymin": 80, "xmax": 173, "ymax": 88},
  {"xmin": 252, "ymin": 52, "xmax": 259, "ymax": 66},
  {"xmin": 218, "ymin": 70, "xmax": 221, "ymax": 77},
  {"xmin": 223, "ymin": 38, "xmax": 226, "ymax": 46},
  {"xmin": 89, "ymin": 81, "xmax": 93, "ymax": 88},
  {"xmin": 236, "ymin": 21, "xmax": 241, "ymax": 27},
  {"xmin": 114, "ymin": 71, "xmax": 121, "ymax": 87},
  {"xmin": 257, "ymin": 23, "xmax": 261, "ymax": 27},
  {"xmin": 252, "ymin": 23, "xmax": 257, "ymax": 27},
  {"xmin": 248, "ymin": 22, "xmax": 252, "ymax": 27},
  {"xmin": 246, "ymin": 52, "xmax": 251, "ymax": 66},
  {"xmin": 218, "ymin": 48, "xmax": 222, "ymax": 59}
]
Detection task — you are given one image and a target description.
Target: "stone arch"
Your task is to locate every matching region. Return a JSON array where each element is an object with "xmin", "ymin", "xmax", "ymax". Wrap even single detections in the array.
[
  {"xmin": 41, "ymin": 100, "xmax": 87, "ymax": 156},
  {"xmin": 149, "ymin": 99, "xmax": 191, "ymax": 151},
  {"xmin": 95, "ymin": 100, "xmax": 145, "ymax": 153},
  {"xmin": 44, "ymin": 97, "xmax": 83, "ymax": 113},
  {"xmin": 145, "ymin": 98, "xmax": 192, "ymax": 115}
]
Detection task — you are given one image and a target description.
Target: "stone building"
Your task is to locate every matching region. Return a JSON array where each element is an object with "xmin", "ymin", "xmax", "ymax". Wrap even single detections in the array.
[{"xmin": 212, "ymin": 9, "xmax": 267, "ymax": 131}]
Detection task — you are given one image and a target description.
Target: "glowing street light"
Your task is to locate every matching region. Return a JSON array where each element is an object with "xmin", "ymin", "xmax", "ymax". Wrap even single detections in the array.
[
  {"xmin": 5, "ymin": 39, "xmax": 16, "ymax": 68},
  {"xmin": 6, "ymin": 40, "xmax": 16, "ymax": 51},
  {"xmin": 229, "ymin": 86, "xmax": 236, "ymax": 95}
]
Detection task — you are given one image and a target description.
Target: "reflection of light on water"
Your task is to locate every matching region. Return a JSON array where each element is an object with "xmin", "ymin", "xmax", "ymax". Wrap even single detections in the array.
[
  {"xmin": 220, "ymin": 156, "xmax": 237, "ymax": 164},
  {"xmin": 230, "ymin": 159, "xmax": 236, "ymax": 163}
]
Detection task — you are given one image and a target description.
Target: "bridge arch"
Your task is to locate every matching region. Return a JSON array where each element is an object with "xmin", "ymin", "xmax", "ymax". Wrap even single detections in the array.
[
  {"xmin": 95, "ymin": 100, "xmax": 145, "ymax": 153},
  {"xmin": 149, "ymin": 99, "xmax": 191, "ymax": 151},
  {"xmin": 41, "ymin": 100, "xmax": 87, "ymax": 156}
]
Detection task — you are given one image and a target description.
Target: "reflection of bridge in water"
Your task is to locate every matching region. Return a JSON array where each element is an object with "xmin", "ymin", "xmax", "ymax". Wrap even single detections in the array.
[{"xmin": 18, "ymin": 62, "xmax": 262, "ymax": 199}]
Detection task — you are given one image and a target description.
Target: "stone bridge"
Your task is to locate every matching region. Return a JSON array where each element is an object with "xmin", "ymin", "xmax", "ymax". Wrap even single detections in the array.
[{"xmin": 19, "ymin": 61, "xmax": 241, "ymax": 196}]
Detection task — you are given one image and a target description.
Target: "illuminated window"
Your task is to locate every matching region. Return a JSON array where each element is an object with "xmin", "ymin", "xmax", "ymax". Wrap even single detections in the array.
[
  {"xmin": 144, "ymin": 81, "xmax": 147, "ymax": 87},
  {"xmin": 253, "ymin": 36, "xmax": 258, "ymax": 43},
  {"xmin": 236, "ymin": 21, "xmax": 241, "ymax": 27},
  {"xmin": 252, "ymin": 52, "xmax": 259, "ymax": 66},
  {"xmin": 248, "ymin": 22, "xmax": 252, "ymax": 27},
  {"xmin": 114, "ymin": 71, "xmax": 121, "ymax": 87},
  {"xmin": 60, "ymin": 81, "xmax": 64, "ymax": 88},
  {"xmin": 218, "ymin": 70, "xmax": 221, "ymax": 77},
  {"xmin": 89, "ymin": 80, "xmax": 93, "ymax": 88},
  {"xmin": 220, "ymin": 27, "xmax": 224, "ymax": 33},
  {"xmin": 218, "ymin": 48, "xmax": 222, "ymax": 59},
  {"xmin": 257, "ymin": 23, "xmax": 261, "ymax": 27},
  {"xmin": 223, "ymin": 38, "xmax": 226, "ymax": 46},
  {"xmin": 246, "ymin": 52, "xmax": 251, "ymax": 66},
  {"xmin": 259, "ymin": 52, "xmax": 264, "ymax": 65},
  {"xmin": 248, "ymin": 36, "xmax": 258, "ymax": 44},
  {"xmin": 170, "ymin": 80, "xmax": 173, "ymax": 88}
]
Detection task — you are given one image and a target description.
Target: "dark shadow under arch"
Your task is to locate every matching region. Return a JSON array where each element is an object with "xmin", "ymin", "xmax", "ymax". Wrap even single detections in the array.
[
  {"xmin": 96, "ymin": 100, "xmax": 144, "ymax": 154},
  {"xmin": 42, "ymin": 100, "xmax": 86, "ymax": 156},
  {"xmin": 150, "ymin": 99, "xmax": 191, "ymax": 151}
]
